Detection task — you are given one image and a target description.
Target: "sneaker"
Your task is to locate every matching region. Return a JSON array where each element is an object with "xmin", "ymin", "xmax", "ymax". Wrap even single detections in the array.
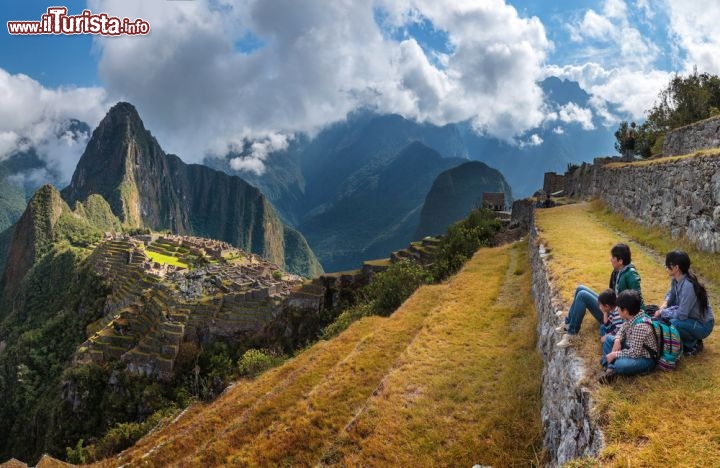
[
  {"xmin": 598, "ymin": 369, "xmax": 617, "ymax": 385},
  {"xmin": 686, "ymin": 340, "xmax": 704, "ymax": 356},
  {"xmin": 554, "ymin": 325, "xmax": 567, "ymax": 334},
  {"xmin": 556, "ymin": 334, "xmax": 576, "ymax": 348}
]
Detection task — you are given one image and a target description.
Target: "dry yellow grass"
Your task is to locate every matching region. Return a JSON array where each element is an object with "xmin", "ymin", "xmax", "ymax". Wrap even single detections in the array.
[
  {"xmin": 536, "ymin": 201, "xmax": 720, "ymax": 467},
  {"xmin": 323, "ymin": 241, "xmax": 543, "ymax": 466},
  {"xmin": 95, "ymin": 241, "xmax": 543, "ymax": 467},
  {"xmin": 604, "ymin": 148, "xmax": 720, "ymax": 168}
]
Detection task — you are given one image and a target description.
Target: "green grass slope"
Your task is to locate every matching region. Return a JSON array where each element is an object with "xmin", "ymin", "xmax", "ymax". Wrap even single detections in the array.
[
  {"xmin": 94, "ymin": 241, "xmax": 543, "ymax": 467},
  {"xmin": 536, "ymin": 201, "xmax": 720, "ymax": 466}
]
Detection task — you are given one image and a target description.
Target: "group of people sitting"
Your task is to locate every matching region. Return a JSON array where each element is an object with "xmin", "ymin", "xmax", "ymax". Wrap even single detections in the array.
[{"xmin": 555, "ymin": 243, "xmax": 715, "ymax": 384}]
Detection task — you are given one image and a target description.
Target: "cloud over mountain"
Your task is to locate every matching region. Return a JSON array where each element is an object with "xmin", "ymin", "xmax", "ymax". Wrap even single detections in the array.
[
  {"xmin": 0, "ymin": 68, "xmax": 108, "ymax": 182},
  {"xmin": 88, "ymin": 0, "xmax": 550, "ymax": 169}
]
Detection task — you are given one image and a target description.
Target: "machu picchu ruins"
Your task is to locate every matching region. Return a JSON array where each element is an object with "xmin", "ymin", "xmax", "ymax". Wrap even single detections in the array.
[{"xmin": 75, "ymin": 233, "xmax": 305, "ymax": 379}]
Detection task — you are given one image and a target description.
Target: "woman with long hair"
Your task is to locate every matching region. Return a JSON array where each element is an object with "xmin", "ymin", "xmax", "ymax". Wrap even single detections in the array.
[{"xmin": 654, "ymin": 250, "xmax": 715, "ymax": 354}]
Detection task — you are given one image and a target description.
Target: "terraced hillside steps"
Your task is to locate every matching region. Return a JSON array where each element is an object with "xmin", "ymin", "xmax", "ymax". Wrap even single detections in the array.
[
  {"xmin": 94, "ymin": 241, "xmax": 543, "ymax": 467},
  {"xmin": 532, "ymin": 202, "xmax": 720, "ymax": 466},
  {"xmin": 72, "ymin": 234, "xmax": 304, "ymax": 379}
]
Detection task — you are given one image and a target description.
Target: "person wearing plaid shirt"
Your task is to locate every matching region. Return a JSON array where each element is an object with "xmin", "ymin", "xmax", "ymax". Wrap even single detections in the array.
[{"xmin": 599, "ymin": 289, "xmax": 657, "ymax": 384}]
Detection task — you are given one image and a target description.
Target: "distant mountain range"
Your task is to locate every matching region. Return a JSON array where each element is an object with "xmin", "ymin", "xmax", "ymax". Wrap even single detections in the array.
[
  {"xmin": 0, "ymin": 77, "xmax": 616, "ymax": 273},
  {"xmin": 207, "ymin": 112, "xmax": 515, "ymax": 271},
  {"xmin": 207, "ymin": 77, "xmax": 614, "ymax": 271}
]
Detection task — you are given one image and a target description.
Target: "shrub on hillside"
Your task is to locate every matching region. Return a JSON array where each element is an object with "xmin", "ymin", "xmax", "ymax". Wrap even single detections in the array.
[
  {"xmin": 431, "ymin": 208, "xmax": 501, "ymax": 281},
  {"xmin": 322, "ymin": 303, "xmax": 374, "ymax": 338},
  {"xmin": 362, "ymin": 259, "xmax": 433, "ymax": 317},
  {"xmin": 237, "ymin": 348, "xmax": 285, "ymax": 378},
  {"xmin": 66, "ymin": 406, "xmax": 175, "ymax": 464}
]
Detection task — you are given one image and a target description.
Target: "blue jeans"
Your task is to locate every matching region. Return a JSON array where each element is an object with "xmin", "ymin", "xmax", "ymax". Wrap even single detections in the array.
[
  {"xmin": 610, "ymin": 356, "xmax": 656, "ymax": 375},
  {"xmin": 671, "ymin": 318, "xmax": 714, "ymax": 352},
  {"xmin": 600, "ymin": 334, "xmax": 615, "ymax": 368},
  {"xmin": 604, "ymin": 338, "xmax": 656, "ymax": 375},
  {"xmin": 564, "ymin": 285, "xmax": 603, "ymax": 335}
]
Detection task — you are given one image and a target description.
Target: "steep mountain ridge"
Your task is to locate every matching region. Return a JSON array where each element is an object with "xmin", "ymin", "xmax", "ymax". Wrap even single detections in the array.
[
  {"xmin": 62, "ymin": 102, "xmax": 321, "ymax": 278},
  {"xmin": 415, "ymin": 161, "xmax": 513, "ymax": 239},
  {"xmin": 0, "ymin": 185, "xmax": 72, "ymax": 310},
  {"xmin": 298, "ymin": 141, "xmax": 468, "ymax": 270}
]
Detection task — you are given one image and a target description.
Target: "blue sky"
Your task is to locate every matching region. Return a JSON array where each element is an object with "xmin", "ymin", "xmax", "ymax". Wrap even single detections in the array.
[
  {"xmin": 1, "ymin": 0, "xmax": 718, "ymax": 172},
  {"xmin": 1, "ymin": 1, "xmax": 98, "ymax": 87},
  {"xmin": 0, "ymin": 0, "xmax": 678, "ymax": 88}
]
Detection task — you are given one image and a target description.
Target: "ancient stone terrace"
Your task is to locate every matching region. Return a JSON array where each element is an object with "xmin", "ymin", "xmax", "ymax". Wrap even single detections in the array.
[
  {"xmin": 75, "ymin": 234, "xmax": 303, "ymax": 379},
  {"xmin": 390, "ymin": 236, "xmax": 441, "ymax": 265}
]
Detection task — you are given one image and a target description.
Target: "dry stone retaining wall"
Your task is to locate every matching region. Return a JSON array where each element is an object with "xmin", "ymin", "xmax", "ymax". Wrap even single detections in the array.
[
  {"xmin": 529, "ymin": 229, "xmax": 603, "ymax": 465},
  {"xmin": 663, "ymin": 115, "xmax": 720, "ymax": 156},
  {"xmin": 565, "ymin": 154, "xmax": 720, "ymax": 252}
]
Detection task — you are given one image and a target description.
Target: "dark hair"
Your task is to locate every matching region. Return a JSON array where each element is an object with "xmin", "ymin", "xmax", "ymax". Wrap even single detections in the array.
[
  {"xmin": 665, "ymin": 250, "xmax": 709, "ymax": 317},
  {"xmin": 617, "ymin": 290, "xmax": 641, "ymax": 315},
  {"xmin": 598, "ymin": 288, "xmax": 617, "ymax": 308},
  {"xmin": 610, "ymin": 243, "xmax": 632, "ymax": 266}
]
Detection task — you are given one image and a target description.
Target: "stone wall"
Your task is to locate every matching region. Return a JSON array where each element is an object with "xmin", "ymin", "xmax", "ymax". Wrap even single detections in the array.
[
  {"xmin": 510, "ymin": 199, "xmax": 534, "ymax": 231},
  {"xmin": 663, "ymin": 115, "xmax": 720, "ymax": 156},
  {"xmin": 543, "ymin": 172, "xmax": 566, "ymax": 194},
  {"xmin": 565, "ymin": 154, "xmax": 720, "ymax": 252},
  {"xmin": 529, "ymin": 229, "xmax": 604, "ymax": 465}
]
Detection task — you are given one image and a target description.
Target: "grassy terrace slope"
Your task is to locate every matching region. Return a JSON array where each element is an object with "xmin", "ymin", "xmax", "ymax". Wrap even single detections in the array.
[
  {"xmin": 536, "ymin": 201, "xmax": 720, "ymax": 466},
  {"xmin": 95, "ymin": 241, "xmax": 542, "ymax": 467}
]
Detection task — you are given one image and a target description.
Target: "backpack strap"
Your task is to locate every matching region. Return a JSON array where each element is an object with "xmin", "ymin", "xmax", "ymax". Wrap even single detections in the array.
[{"xmin": 643, "ymin": 320, "xmax": 662, "ymax": 360}]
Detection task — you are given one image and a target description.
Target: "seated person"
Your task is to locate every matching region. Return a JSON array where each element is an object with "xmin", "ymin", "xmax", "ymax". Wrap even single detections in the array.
[
  {"xmin": 598, "ymin": 289, "xmax": 623, "ymax": 368},
  {"xmin": 599, "ymin": 290, "xmax": 656, "ymax": 384},
  {"xmin": 557, "ymin": 243, "xmax": 643, "ymax": 348},
  {"xmin": 653, "ymin": 250, "xmax": 714, "ymax": 355}
]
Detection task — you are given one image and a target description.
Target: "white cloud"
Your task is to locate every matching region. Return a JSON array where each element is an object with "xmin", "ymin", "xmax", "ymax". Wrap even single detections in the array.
[
  {"xmin": 228, "ymin": 132, "xmax": 292, "ymax": 175},
  {"xmin": 552, "ymin": 126, "xmax": 564, "ymax": 134},
  {"xmin": 602, "ymin": 0, "xmax": 628, "ymax": 19},
  {"xmin": 519, "ymin": 133, "xmax": 543, "ymax": 147},
  {"xmin": 557, "ymin": 102, "xmax": 595, "ymax": 130},
  {"xmin": 88, "ymin": 0, "xmax": 551, "ymax": 166},
  {"xmin": 544, "ymin": 63, "xmax": 671, "ymax": 123},
  {"xmin": 557, "ymin": 0, "xmax": 667, "ymax": 124},
  {"xmin": 665, "ymin": 0, "xmax": 720, "ymax": 75},
  {"xmin": 0, "ymin": 68, "xmax": 107, "ymax": 182},
  {"xmin": 567, "ymin": 0, "xmax": 659, "ymax": 70},
  {"xmin": 636, "ymin": 0, "xmax": 654, "ymax": 20},
  {"xmin": 571, "ymin": 10, "xmax": 615, "ymax": 41}
]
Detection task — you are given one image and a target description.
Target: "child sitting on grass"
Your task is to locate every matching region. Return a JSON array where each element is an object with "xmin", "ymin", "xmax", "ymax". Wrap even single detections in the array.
[
  {"xmin": 599, "ymin": 290, "xmax": 657, "ymax": 384},
  {"xmin": 598, "ymin": 289, "xmax": 623, "ymax": 368}
]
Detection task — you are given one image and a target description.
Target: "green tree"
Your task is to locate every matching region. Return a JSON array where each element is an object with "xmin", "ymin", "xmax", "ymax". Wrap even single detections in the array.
[{"xmin": 616, "ymin": 70, "xmax": 720, "ymax": 158}]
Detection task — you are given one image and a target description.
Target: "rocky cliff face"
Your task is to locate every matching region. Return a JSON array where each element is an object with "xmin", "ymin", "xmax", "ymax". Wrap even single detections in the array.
[
  {"xmin": 414, "ymin": 161, "xmax": 513, "ymax": 239},
  {"xmin": 62, "ymin": 103, "xmax": 322, "ymax": 277}
]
